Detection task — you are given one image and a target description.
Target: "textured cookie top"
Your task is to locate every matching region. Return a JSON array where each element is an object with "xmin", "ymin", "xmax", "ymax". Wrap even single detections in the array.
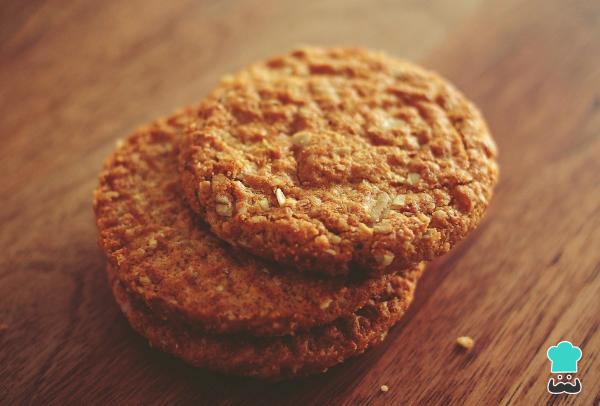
[
  {"xmin": 180, "ymin": 47, "xmax": 499, "ymax": 276},
  {"xmin": 109, "ymin": 263, "xmax": 422, "ymax": 379},
  {"xmin": 94, "ymin": 111, "xmax": 415, "ymax": 336}
]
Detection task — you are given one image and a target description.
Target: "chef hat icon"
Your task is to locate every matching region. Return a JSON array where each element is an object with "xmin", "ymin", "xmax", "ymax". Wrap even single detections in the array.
[{"xmin": 547, "ymin": 341, "xmax": 582, "ymax": 373}]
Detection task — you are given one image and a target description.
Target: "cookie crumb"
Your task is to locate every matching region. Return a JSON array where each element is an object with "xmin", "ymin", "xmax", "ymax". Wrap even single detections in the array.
[
  {"xmin": 456, "ymin": 336, "xmax": 474, "ymax": 350},
  {"xmin": 380, "ymin": 384, "xmax": 389, "ymax": 393}
]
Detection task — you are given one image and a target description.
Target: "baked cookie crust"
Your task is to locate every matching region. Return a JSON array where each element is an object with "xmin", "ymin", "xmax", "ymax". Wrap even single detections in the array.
[
  {"xmin": 94, "ymin": 111, "xmax": 418, "ymax": 336},
  {"xmin": 108, "ymin": 263, "xmax": 422, "ymax": 379},
  {"xmin": 179, "ymin": 47, "xmax": 499, "ymax": 276}
]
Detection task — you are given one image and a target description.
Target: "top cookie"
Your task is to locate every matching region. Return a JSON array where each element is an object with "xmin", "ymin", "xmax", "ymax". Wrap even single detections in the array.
[{"xmin": 180, "ymin": 47, "xmax": 499, "ymax": 276}]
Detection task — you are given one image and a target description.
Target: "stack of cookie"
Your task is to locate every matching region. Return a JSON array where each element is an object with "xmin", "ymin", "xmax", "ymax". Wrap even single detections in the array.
[{"xmin": 94, "ymin": 47, "xmax": 498, "ymax": 379}]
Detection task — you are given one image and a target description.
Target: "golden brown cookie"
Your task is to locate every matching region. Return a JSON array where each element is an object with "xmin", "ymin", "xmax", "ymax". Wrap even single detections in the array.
[
  {"xmin": 108, "ymin": 262, "xmax": 422, "ymax": 379},
  {"xmin": 94, "ymin": 110, "xmax": 418, "ymax": 336},
  {"xmin": 179, "ymin": 47, "xmax": 499, "ymax": 276}
]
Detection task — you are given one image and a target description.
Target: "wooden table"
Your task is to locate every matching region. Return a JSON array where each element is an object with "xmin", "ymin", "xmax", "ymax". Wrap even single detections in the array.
[{"xmin": 1, "ymin": 0, "xmax": 599, "ymax": 404}]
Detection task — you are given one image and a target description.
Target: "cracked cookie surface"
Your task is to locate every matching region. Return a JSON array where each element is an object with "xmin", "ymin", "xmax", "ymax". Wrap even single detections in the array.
[
  {"xmin": 93, "ymin": 110, "xmax": 419, "ymax": 336},
  {"xmin": 180, "ymin": 47, "xmax": 499, "ymax": 276},
  {"xmin": 108, "ymin": 263, "xmax": 422, "ymax": 379}
]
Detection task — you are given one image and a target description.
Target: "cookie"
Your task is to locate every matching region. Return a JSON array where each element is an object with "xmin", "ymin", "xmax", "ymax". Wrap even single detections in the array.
[
  {"xmin": 179, "ymin": 47, "xmax": 499, "ymax": 276},
  {"xmin": 108, "ymin": 262, "xmax": 422, "ymax": 379},
  {"xmin": 94, "ymin": 111, "xmax": 418, "ymax": 336}
]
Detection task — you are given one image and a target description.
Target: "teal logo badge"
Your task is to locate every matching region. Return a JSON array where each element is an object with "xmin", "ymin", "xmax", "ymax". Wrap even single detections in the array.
[{"xmin": 546, "ymin": 341, "xmax": 582, "ymax": 395}]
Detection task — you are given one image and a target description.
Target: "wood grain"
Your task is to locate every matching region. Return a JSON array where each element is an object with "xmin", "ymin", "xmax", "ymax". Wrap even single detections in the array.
[{"xmin": 1, "ymin": 0, "xmax": 599, "ymax": 404}]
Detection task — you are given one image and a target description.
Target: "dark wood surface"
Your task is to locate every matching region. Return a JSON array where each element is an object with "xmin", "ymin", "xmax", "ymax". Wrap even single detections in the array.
[{"xmin": 1, "ymin": 0, "xmax": 599, "ymax": 404}]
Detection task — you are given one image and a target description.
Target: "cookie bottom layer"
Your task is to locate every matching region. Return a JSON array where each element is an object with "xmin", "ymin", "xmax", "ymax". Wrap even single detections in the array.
[{"xmin": 108, "ymin": 263, "xmax": 423, "ymax": 379}]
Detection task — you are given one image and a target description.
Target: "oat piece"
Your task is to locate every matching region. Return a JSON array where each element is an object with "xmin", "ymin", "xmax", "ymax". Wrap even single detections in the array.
[
  {"xmin": 380, "ymin": 384, "xmax": 390, "ymax": 393},
  {"xmin": 179, "ymin": 47, "xmax": 499, "ymax": 276},
  {"xmin": 108, "ymin": 263, "xmax": 422, "ymax": 379},
  {"xmin": 94, "ymin": 112, "xmax": 420, "ymax": 336}
]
